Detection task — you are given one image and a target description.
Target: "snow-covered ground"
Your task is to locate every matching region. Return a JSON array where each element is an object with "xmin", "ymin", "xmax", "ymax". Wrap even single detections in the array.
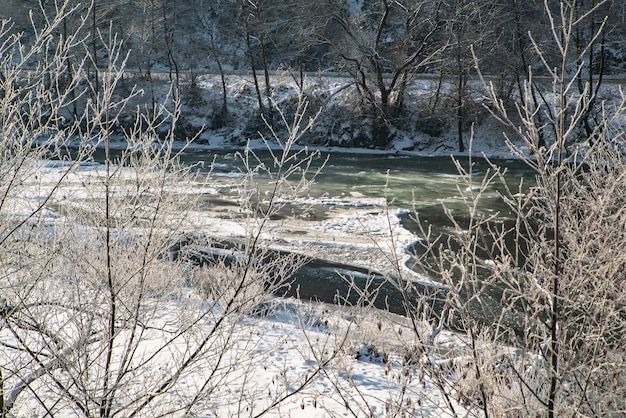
[
  {"xmin": 2, "ymin": 149, "xmax": 480, "ymax": 417},
  {"xmin": 112, "ymin": 71, "xmax": 531, "ymax": 160}
]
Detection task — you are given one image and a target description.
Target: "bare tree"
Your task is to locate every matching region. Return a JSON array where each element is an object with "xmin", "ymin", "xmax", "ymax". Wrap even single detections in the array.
[
  {"xmin": 435, "ymin": 0, "xmax": 503, "ymax": 152},
  {"xmin": 506, "ymin": 0, "xmax": 549, "ymax": 149},
  {"xmin": 332, "ymin": 0, "xmax": 626, "ymax": 416},
  {"xmin": 0, "ymin": 3, "xmax": 95, "ymax": 414},
  {"xmin": 398, "ymin": 0, "xmax": 626, "ymax": 416},
  {"xmin": 331, "ymin": 0, "xmax": 445, "ymax": 147},
  {"xmin": 0, "ymin": 6, "xmax": 344, "ymax": 416},
  {"xmin": 192, "ymin": 0, "xmax": 242, "ymax": 118},
  {"xmin": 240, "ymin": 0, "xmax": 274, "ymax": 111}
]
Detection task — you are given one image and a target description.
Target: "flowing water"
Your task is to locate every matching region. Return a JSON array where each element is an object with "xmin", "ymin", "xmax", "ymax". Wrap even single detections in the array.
[
  {"xmin": 182, "ymin": 149, "xmax": 536, "ymax": 235},
  {"xmin": 93, "ymin": 147, "xmax": 538, "ymax": 333},
  {"xmin": 186, "ymin": 149, "xmax": 538, "ymax": 334}
]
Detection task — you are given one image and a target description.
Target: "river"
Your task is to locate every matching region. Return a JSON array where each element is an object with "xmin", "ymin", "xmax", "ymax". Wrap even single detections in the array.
[
  {"xmin": 180, "ymin": 149, "xmax": 536, "ymax": 236},
  {"xmin": 198, "ymin": 149, "xmax": 537, "ymax": 334},
  {"xmin": 93, "ymin": 147, "xmax": 538, "ymax": 334}
]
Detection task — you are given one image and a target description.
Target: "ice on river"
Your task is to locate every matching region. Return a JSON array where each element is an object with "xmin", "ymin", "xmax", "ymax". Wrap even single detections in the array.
[{"xmin": 3, "ymin": 158, "xmax": 468, "ymax": 417}]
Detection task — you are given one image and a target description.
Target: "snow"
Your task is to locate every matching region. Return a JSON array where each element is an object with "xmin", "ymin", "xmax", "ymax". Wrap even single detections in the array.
[{"xmin": 3, "ymin": 153, "xmax": 474, "ymax": 417}]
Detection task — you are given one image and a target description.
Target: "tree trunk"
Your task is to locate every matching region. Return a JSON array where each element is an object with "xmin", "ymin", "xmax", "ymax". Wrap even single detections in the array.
[
  {"xmin": 91, "ymin": 0, "xmax": 100, "ymax": 97},
  {"xmin": 245, "ymin": 19, "xmax": 264, "ymax": 111}
]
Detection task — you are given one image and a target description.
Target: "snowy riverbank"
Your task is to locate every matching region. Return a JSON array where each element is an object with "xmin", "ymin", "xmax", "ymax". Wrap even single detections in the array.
[{"xmin": 5, "ymin": 155, "xmax": 477, "ymax": 417}]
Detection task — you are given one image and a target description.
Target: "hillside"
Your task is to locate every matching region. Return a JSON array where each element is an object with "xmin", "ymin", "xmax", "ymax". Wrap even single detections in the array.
[{"xmin": 2, "ymin": 0, "xmax": 625, "ymax": 153}]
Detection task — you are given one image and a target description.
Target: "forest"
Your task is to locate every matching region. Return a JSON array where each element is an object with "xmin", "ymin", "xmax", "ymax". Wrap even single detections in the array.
[{"xmin": 2, "ymin": 0, "xmax": 625, "ymax": 149}]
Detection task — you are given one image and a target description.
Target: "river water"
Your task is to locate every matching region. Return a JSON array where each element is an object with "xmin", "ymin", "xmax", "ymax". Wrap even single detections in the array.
[
  {"xmin": 93, "ymin": 147, "xmax": 538, "ymax": 332},
  {"xmin": 92, "ymin": 147, "xmax": 535, "ymax": 229},
  {"xmin": 184, "ymin": 149, "xmax": 538, "ymax": 333},
  {"xmin": 182, "ymin": 149, "xmax": 536, "ymax": 236}
]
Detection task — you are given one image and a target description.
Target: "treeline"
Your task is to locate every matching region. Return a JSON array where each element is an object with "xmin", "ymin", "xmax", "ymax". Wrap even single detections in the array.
[{"xmin": 2, "ymin": 0, "xmax": 625, "ymax": 149}]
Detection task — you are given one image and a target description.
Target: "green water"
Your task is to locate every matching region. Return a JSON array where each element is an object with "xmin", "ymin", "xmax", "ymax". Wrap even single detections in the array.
[
  {"xmin": 316, "ymin": 154, "xmax": 530, "ymax": 214},
  {"xmin": 90, "ymin": 147, "xmax": 538, "ymax": 331},
  {"xmin": 184, "ymin": 149, "xmax": 536, "ymax": 234},
  {"xmin": 200, "ymin": 149, "xmax": 537, "ymax": 334},
  {"xmin": 91, "ymin": 147, "xmax": 536, "ymax": 237}
]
